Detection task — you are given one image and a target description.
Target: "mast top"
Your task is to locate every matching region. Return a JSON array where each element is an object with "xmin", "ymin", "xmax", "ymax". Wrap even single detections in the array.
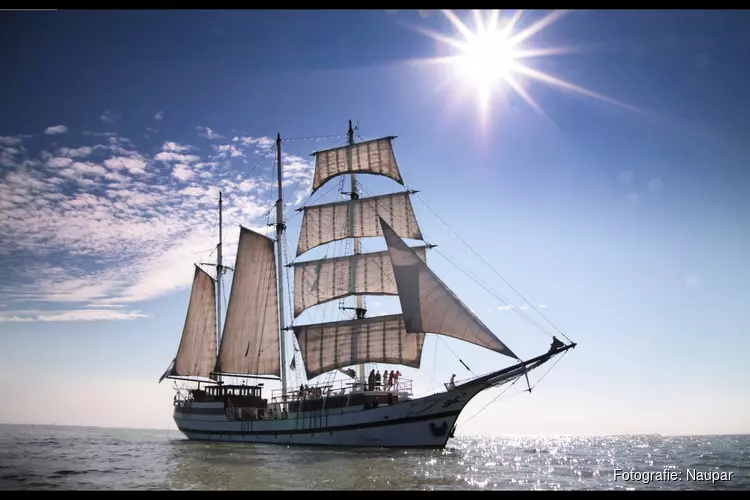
[{"xmin": 347, "ymin": 120, "xmax": 354, "ymax": 144}]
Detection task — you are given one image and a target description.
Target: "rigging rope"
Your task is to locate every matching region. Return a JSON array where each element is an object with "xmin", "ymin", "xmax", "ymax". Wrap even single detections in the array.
[
  {"xmin": 281, "ymin": 235, "xmax": 301, "ymax": 384},
  {"xmin": 286, "ymin": 172, "xmax": 346, "ymax": 227},
  {"xmin": 281, "ymin": 134, "xmax": 345, "ymax": 143},
  {"xmin": 222, "ymin": 278, "xmax": 228, "ymax": 320},
  {"xmin": 193, "ymin": 246, "xmax": 217, "ymax": 257},
  {"xmin": 433, "ymin": 248, "xmax": 553, "ymax": 338},
  {"xmin": 455, "ymin": 349, "xmax": 571, "ymax": 432},
  {"xmin": 350, "ymin": 182, "xmax": 495, "ymax": 372},
  {"xmin": 246, "ymin": 142, "xmax": 277, "ymax": 179},
  {"xmin": 437, "ymin": 336, "xmax": 475, "ymax": 376},
  {"xmin": 353, "ymin": 181, "xmax": 553, "ymax": 340},
  {"xmin": 411, "ymin": 192, "xmax": 572, "ymax": 344},
  {"xmin": 529, "ymin": 349, "xmax": 569, "ymax": 391},
  {"xmin": 456, "ymin": 376, "xmax": 525, "ymax": 430}
]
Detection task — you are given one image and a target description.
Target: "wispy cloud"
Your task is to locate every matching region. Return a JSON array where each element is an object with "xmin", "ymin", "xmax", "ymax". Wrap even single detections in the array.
[
  {"xmin": 0, "ymin": 125, "xmax": 314, "ymax": 323},
  {"xmin": 487, "ymin": 304, "xmax": 548, "ymax": 313},
  {"xmin": 45, "ymin": 125, "xmax": 68, "ymax": 135},
  {"xmin": 0, "ymin": 308, "xmax": 149, "ymax": 322},
  {"xmin": 100, "ymin": 109, "xmax": 120, "ymax": 124},
  {"xmin": 0, "ymin": 136, "xmax": 22, "ymax": 147},
  {"xmin": 197, "ymin": 126, "xmax": 223, "ymax": 140},
  {"xmin": 233, "ymin": 136, "xmax": 274, "ymax": 147},
  {"xmin": 154, "ymin": 111, "xmax": 164, "ymax": 121}
]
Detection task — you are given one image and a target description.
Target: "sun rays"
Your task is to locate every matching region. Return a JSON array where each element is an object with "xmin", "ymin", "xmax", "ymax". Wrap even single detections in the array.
[{"xmin": 402, "ymin": 9, "xmax": 639, "ymax": 123}]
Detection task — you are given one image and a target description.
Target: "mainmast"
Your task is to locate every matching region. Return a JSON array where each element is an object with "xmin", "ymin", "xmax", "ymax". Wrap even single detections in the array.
[
  {"xmin": 216, "ymin": 191, "xmax": 223, "ymax": 354},
  {"xmin": 346, "ymin": 119, "xmax": 367, "ymax": 387},
  {"xmin": 275, "ymin": 133, "xmax": 289, "ymax": 408}
]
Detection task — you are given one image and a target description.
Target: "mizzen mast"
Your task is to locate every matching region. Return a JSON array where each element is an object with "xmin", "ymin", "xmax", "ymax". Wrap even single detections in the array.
[{"xmin": 275, "ymin": 133, "xmax": 289, "ymax": 409}]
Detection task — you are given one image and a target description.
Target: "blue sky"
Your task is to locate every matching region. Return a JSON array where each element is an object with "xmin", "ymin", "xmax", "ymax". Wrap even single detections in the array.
[{"xmin": 1, "ymin": 10, "xmax": 748, "ymax": 435}]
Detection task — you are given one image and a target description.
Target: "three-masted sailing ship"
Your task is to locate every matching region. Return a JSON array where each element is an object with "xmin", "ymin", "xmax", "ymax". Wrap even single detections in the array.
[{"xmin": 158, "ymin": 121, "xmax": 576, "ymax": 447}]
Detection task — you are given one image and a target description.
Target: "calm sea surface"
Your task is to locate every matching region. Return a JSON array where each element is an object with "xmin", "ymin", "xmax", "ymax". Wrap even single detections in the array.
[{"xmin": 0, "ymin": 424, "xmax": 747, "ymax": 490}]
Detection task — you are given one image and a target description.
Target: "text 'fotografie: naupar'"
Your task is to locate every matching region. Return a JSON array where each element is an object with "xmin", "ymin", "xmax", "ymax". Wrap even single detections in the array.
[{"xmin": 614, "ymin": 468, "xmax": 735, "ymax": 484}]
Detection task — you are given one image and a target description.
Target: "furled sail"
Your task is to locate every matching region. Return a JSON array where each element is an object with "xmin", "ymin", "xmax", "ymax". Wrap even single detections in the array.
[
  {"xmin": 311, "ymin": 137, "xmax": 404, "ymax": 194},
  {"xmin": 293, "ymin": 314, "xmax": 425, "ymax": 379},
  {"xmin": 296, "ymin": 191, "xmax": 422, "ymax": 257},
  {"xmin": 380, "ymin": 217, "xmax": 519, "ymax": 360},
  {"xmin": 292, "ymin": 246, "xmax": 428, "ymax": 317},
  {"xmin": 214, "ymin": 227, "xmax": 281, "ymax": 377},
  {"xmin": 171, "ymin": 265, "xmax": 218, "ymax": 379}
]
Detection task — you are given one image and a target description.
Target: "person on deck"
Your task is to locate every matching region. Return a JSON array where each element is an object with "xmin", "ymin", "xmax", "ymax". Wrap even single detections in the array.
[
  {"xmin": 394, "ymin": 370, "xmax": 401, "ymax": 391},
  {"xmin": 383, "ymin": 370, "xmax": 389, "ymax": 391},
  {"xmin": 299, "ymin": 384, "xmax": 304, "ymax": 401},
  {"xmin": 368, "ymin": 369, "xmax": 375, "ymax": 392},
  {"xmin": 448, "ymin": 374, "xmax": 457, "ymax": 390},
  {"xmin": 388, "ymin": 370, "xmax": 395, "ymax": 391},
  {"xmin": 375, "ymin": 370, "xmax": 382, "ymax": 391}
]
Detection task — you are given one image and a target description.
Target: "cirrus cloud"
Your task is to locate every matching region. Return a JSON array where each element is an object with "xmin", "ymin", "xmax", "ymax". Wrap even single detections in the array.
[{"xmin": 0, "ymin": 123, "xmax": 315, "ymax": 323}]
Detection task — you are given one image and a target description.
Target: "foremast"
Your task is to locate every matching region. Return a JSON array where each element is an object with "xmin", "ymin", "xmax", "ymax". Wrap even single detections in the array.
[{"xmin": 346, "ymin": 120, "xmax": 368, "ymax": 386}]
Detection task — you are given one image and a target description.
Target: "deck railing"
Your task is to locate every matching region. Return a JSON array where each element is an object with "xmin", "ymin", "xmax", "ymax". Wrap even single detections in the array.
[
  {"xmin": 173, "ymin": 390, "xmax": 192, "ymax": 407},
  {"xmin": 270, "ymin": 376, "xmax": 413, "ymax": 403}
]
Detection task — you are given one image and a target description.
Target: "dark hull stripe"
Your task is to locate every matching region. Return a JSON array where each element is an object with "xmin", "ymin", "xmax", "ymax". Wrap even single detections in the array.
[
  {"xmin": 177, "ymin": 407, "xmax": 226, "ymax": 415},
  {"xmin": 177, "ymin": 409, "xmax": 461, "ymax": 437}
]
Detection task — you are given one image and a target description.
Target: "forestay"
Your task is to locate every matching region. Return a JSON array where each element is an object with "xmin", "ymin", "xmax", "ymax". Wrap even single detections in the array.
[
  {"xmin": 172, "ymin": 266, "xmax": 218, "ymax": 379},
  {"xmin": 214, "ymin": 227, "xmax": 281, "ymax": 377},
  {"xmin": 292, "ymin": 246, "xmax": 428, "ymax": 317},
  {"xmin": 296, "ymin": 191, "xmax": 422, "ymax": 257},
  {"xmin": 311, "ymin": 137, "xmax": 403, "ymax": 194},
  {"xmin": 380, "ymin": 217, "xmax": 519, "ymax": 360},
  {"xmin": 293, "ymin": 314, "xmax": 426, "ymax": 379}
]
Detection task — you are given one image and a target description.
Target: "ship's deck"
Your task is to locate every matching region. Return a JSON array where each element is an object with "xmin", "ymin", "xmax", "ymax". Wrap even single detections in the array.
[{"xmin": 173, "ymin": 377, "xmax": 414, "ymax": 421}]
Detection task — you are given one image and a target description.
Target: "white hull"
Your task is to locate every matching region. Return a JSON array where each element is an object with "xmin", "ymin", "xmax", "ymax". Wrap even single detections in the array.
[{"xmin": 174, "ymin": 384, "xmax": 486, "ymax": 448}]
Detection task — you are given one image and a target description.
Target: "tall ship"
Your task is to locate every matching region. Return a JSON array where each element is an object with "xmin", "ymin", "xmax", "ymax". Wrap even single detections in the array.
[{"xmin": 159, "ymin": 121, "xmax": 576, "ymax": 447}]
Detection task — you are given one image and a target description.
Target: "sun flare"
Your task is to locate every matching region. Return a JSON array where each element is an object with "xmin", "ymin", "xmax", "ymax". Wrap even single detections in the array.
[
  {"xmin": 454, "ymin": 27, "xmax": 520, "ymax": 111},
  {"xmin": 404, "ymin": 9, "xmax": 638, "ymax": 123}
]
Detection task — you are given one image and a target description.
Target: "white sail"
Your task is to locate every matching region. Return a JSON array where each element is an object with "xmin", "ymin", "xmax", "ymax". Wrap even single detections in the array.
[
  {"xmin": 296, "ymin": 191, "xmax": 422, "ymax": 257},
  {"xmin": 293, "ymin": 314, "xmax": 425, "ymax": 379},
  {"xmin": 215, "ymin": 226, "xmax": 281, "ymax": 377},
  {"xmin": 292, "ymin": 246, "xmax": 428, "ymax": 317},
  {"xmin": 380, "ymin": 217, "xmax": 518, "ymax": 359},
  {"xmin": 311, "ymin": 137, "xmax": 404, "ymax": 194},
  {"xmin": 172, "ymin": 266, "xmax": 218, "ymax": 379}
]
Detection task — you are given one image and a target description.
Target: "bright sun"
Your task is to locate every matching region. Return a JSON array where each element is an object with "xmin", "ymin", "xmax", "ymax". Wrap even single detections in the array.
[
  {"xmin": 454, "ymin": 28, "xmax": 519, "ymax": 110},
  {"xmin": 405, "ymin": 10, "xmax": 635, "ymax": 123}
]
